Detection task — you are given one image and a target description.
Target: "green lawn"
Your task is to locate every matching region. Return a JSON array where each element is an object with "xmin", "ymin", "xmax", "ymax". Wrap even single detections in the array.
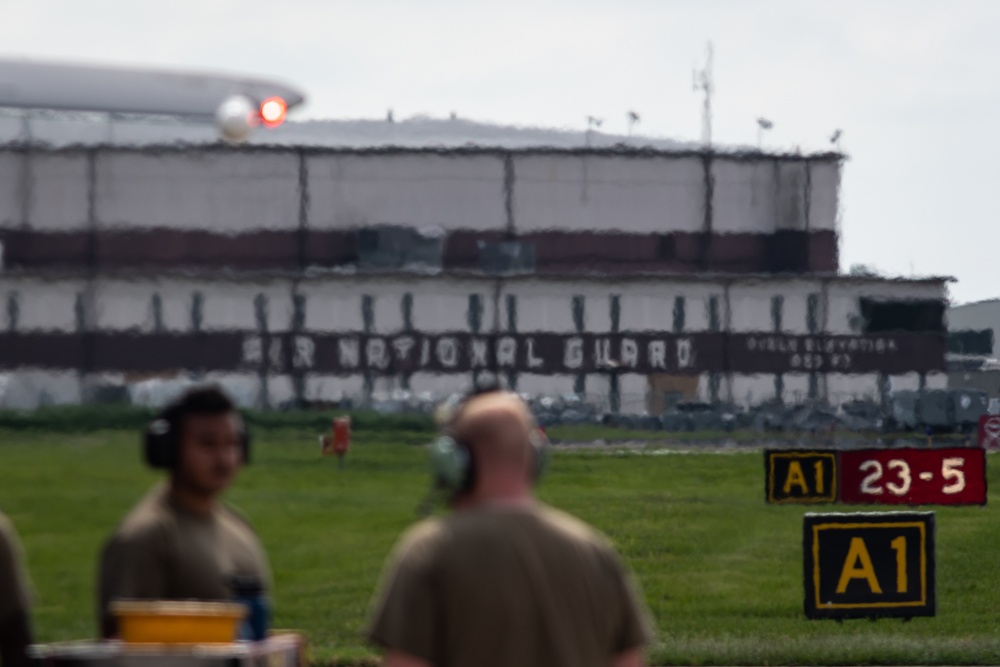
[{"xmin": 3, "ymin": 425, "xmax": 1000, "ymax": 665}]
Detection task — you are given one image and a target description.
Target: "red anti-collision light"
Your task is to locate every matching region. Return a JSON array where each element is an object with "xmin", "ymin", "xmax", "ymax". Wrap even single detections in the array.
[{"xmin": 260, "ymin": 96, "xmax": 287, "ymax": 127}]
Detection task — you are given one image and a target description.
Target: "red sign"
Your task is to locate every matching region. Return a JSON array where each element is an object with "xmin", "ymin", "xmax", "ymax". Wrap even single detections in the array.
[
  {"xmin": 333, "ymin": 417, "xmax": 351, "ymax": 455},
  {"xmin": 840, "ymin": 448, "xmax": 986, "ymax": 506},
  {"xmin": 978, "ymin": 415, "xmax": 1000, "ymax": 450},
  {"xmin": 321, "ymin": 416, "xmax": 352, "ymax": 457}
]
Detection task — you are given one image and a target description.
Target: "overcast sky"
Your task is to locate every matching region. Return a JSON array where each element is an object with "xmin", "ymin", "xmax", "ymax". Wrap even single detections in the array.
[{"xmin": 1, "ymin": 0, "xmax": 997, "ymax": 305}]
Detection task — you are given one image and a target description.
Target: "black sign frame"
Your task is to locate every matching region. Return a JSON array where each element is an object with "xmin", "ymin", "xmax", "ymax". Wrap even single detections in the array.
[
  {"xmin": 765, "ymin": 449, "xmax": 838, "ymax": 504},
  {"xmin": 803, "ymin": 512, "xmax": 935, "ymax": 620}
]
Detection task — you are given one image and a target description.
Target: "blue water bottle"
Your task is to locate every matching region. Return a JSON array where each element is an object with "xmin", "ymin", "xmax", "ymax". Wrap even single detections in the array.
[{"xmin": 229, "ymin": 575, "xmax": 269, "ymax": 641}]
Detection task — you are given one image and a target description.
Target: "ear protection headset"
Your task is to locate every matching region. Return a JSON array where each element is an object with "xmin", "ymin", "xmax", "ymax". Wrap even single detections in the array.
[
  {"xmin": 430, "ymin": 428, "xmax": 549, "ymax": 496},
  {"xmin": 428, "ymin": 383, "xmax": 550, "ymax": 496},
  {"xmin": 144, "ymin": 407, "xmax": 251, "ymax": 470}
]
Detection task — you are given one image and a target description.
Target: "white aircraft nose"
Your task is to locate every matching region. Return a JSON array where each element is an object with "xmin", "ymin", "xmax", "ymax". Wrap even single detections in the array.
[{"xmin": 0, "ymin": 58, "xmax": 306, "ymax": 121}]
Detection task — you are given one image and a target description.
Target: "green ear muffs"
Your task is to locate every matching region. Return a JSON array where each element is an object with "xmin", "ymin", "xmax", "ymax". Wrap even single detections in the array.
[
  {"xmin": 430, "ymin": 435, "xmax": 473, "ymax": 494},
  {"xmin": 429, "ymin": 430, "xmax": 550, "ymax": 496}
]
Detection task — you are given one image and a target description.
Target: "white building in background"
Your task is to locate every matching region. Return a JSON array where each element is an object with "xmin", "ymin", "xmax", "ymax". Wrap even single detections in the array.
[
  {"xmin": 946, "ymin": 299, "xmax": 1000, "ymax": 398},
  {"xmin": 0, "ymin": 115, "xmax": 950, "ymax": 411},
  {"xmin": 947, "ymin": 299, "xmax": 999, "ymax": 356}
]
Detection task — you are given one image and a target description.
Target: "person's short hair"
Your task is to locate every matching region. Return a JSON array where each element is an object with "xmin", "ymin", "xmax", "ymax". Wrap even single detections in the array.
[
  {"xmin": 434, "ymin": 376, "xmax": 506, "ymax": 428},
  {"xmin": 160, "ymin": 384, "xmax": 238, "ymax": 436},
  {"xmin": 466, "ymin": 374, "xmax": 503, "ymax": 398}
]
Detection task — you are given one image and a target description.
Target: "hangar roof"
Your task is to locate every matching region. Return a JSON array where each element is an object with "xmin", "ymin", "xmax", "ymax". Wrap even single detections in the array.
[{"xmin": 0, "ymin": 111, "xmax": 844, "ymax": 160}]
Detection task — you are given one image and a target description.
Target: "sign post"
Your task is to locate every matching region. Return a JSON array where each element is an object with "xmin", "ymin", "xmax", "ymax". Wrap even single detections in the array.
[{"xmin": 803, "ymin": 512, "xmax": 935, "ymax": 620}]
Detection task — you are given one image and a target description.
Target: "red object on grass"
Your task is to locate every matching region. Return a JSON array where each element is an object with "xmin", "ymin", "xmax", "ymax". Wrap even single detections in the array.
[{"xmin": 332, "ymin": 417, "xmax": 351, "ymax": 455}]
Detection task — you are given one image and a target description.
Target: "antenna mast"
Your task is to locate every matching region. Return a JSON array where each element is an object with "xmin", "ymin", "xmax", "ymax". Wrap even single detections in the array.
[{"xmin": 693, "ymin": 41, "xmax": 714, "ymax": 147}]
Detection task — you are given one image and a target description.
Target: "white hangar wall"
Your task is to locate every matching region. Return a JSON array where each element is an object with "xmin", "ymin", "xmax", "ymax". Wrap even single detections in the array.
[
  {"xmin": 0, "ymin": 147, "xmax": 839, "ymax": 237},
  {"xmin": 512, "ymin": 155, "xmax": 705, "ymax": 234},
  {"xmin": 947, "ymin": 299, "xmax": 1000, "ymax": 357},
  {"xmin": 96, "ymin": 152, "xmax": 301, "ymax": 233},
  {"xmin": 26, "ymin": 154, "xmax": 92, "ymax": 231},
  {"xmin": 0, "ymin": 273, "xmax": 947, "ymax": 411},
  {"xmin": 308, "ymin": 154, "xmax": 507, "ymax": 231}
]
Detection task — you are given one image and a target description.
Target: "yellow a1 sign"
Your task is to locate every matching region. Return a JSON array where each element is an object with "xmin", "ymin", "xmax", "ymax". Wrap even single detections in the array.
[
  {"xmin": 765, "ymin": 450, "xmax": 837, "ymax": 503},
  {"xmin": 803, "ymin": 512, "xmax": 935, "ymax": 619}
]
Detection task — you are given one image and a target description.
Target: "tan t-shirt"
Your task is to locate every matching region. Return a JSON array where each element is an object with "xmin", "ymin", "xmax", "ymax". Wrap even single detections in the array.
[
  {"xmin": 98, "ymin": 483, "xmax": 271, "ymax": 636},
  {"xmin": 367, "ymin": 503, "xmax": 654, "ymax": 667},
  {"xmin": 0, "ymin": 512, "xmax": 32, "ymax": 623}
]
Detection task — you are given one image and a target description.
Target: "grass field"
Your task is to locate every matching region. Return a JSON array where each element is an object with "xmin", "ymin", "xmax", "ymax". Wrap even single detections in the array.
[{"xmin": 3, "ymin": 419, "xmax": 1000, "ymax": 665}]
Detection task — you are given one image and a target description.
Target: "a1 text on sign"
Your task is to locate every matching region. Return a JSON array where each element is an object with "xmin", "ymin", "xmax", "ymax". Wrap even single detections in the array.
[
  {"xmin": 803, "ymin": 512, "xmax": 935, "ymax": 620},
  {"xmin": 765, "ymin": 450, "xmax": 838, "ymax": 504},
  {"xmin": 839, "ymin": 448, "xmax": 986, "ymax": 506}
]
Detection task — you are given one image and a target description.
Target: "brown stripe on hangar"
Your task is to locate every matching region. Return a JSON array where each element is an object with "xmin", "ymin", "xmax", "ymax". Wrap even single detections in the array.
[{"xmin": 0, "ymin": 229, "xmax": 838, "ymax": 274}]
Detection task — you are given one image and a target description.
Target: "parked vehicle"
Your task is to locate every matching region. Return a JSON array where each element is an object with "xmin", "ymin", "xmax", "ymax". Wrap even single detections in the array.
[{"xmin": 890, "ymin": 388, "xmax": 988, "ymax": 433}]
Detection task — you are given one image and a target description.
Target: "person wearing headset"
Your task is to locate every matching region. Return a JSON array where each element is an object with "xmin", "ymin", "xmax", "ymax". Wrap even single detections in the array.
[
  {"xmin": 366, "ymin": 388, "xmax": 654, "ymax": 667},
  {"xmin": 96, "ymin": 385, "xmax": 271, "ymax": 639}
]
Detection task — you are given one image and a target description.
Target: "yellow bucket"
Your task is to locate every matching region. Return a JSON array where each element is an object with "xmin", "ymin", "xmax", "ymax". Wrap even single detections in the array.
[{"xmin": 110, "ymin": 600, "xmax": 247, "ymax": 645}]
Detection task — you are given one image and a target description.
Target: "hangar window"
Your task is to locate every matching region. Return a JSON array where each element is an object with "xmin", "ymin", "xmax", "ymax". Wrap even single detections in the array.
[
  {"xmin": 478, "ymin": 240, "xmax": 535, "ymax": 275},
  {"xmin": 358, "ymin": 226, "xmax": 444, "ymax": 271},
  {"xmin": 858, "ymin": 298, "xmax": 945, "ymax": 333},
  {"xmin": 947, "ymin": 329, "xmax": 993, "ymax": 355}
]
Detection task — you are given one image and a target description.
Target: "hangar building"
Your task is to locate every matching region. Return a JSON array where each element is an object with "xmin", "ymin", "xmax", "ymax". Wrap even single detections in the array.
[{"xmin": 0, "ymin": 114, "xmax": 948, "ymax": 410}]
